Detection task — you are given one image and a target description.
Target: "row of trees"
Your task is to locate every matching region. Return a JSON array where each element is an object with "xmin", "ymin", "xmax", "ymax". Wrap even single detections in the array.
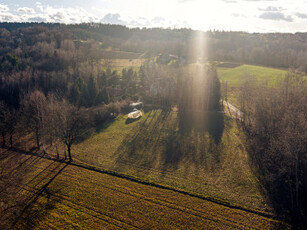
[
  {"xmin": 239, "ymin": 73, "xmax": 307, "ymax": 224},
  {"xmin": 177, "ymin": 65, "xmax": 224, "ymax": 142},
  {"xmin": 0, "ymin": 91, "xmax": 88, "ymax": 161},
  {"xmin": 1, "ymin": 23, "xmax": 307, "ymax": 75},
  {"xmin": 0, "ymin": 62, "xmax": 223, "ymax": 160},
  {"xmin": 0, "ymin": 64, "xmax": 140, "ymax": 111}
]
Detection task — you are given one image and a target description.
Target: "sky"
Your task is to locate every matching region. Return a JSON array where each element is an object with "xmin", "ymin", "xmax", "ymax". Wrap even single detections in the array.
[{"xmin": 0, "ymin": 0, "xmax": 306, "ymax": 33}]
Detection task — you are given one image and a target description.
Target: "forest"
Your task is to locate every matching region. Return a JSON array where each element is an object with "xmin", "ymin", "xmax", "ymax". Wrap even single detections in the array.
[{"xmin": 0, "ymin": 22, "xmax": 306, "ymax": 227}]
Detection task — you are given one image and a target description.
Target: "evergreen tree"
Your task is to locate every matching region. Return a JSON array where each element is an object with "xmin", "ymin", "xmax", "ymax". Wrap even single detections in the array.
[
  {"xmin": 87, "ymin": 75, "xmax": 99, "ymax": 107},
  {"xmin": 95, "ymin": 90, "xmax": 104, "ymax": 105},
  {"xmin": 69, "ymin": 76, "xmax": 85, "ymax": 105},
  {"xmin": 207, "ymin": 66, "xmax": 222, "ymax": 111},
  {"xmin": 101, "ymin": 87, "xmax": 109, "ymax": 104}
]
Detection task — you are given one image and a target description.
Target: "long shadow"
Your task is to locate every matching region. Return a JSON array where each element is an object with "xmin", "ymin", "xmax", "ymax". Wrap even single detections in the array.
[
  {"xmin": 114, "ymin": 109, "xmax": 171, "ymax": 172},
  {"xmin": 95, "ymin": 118, "xmax": 115, "ymax": 133},
  {"xmin": 0, "ymin": 148, "xmax": 20, "ymax": 161},
  {"xmin": 206, "ymin": 111, "xmax": 225, "ymax": 145},
  {"xmin": 114, "ymin": 106, "xmax": 227, "ymax": 178},
  {"xmin": 125, "ymin": 116, "xmax": 141, "ymax": 124},
  {"xmin": 1, "ymin": 145, "xmax": 287, "ymax": 226},
  {"xmin": 0, "ymin": 147, "xmax": 69, "ymax": 228},
  {"xmin": 241, "ymin": 124, "xmax": 307, "ymax": 227},
  {"xmin": 10, "ymin": 163, "xmax": 68, "ymax": 229}
]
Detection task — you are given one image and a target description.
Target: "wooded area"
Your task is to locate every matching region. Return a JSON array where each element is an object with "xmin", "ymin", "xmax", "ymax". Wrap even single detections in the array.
[
  {"xmin": 0, "ymin": 22, "xmax": 306, "ymax": 227},
  {"xmin": 239, "ymin": 73, "xmax": 307, "ymax": 226}
]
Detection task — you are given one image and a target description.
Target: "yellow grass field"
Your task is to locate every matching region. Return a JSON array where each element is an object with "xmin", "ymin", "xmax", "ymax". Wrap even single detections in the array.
[
  {"xmin": 65, "ymin": 109, "xmax": 269, "ymax": 213},
  {"xmin": 0, "ymin": 148, "xmax": 288, "ymax": 229}
]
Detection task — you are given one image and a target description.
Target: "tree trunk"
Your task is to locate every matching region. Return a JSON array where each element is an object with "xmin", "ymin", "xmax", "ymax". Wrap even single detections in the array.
[
  {"xmin": 295, "ymin": 151, "xmax": 300, "ymax": 213},
  {"xmin": 1, "ymin": 131, "xmax": 5, "ymax": 147},
  {"xmin": 55, "ymin": 144, "xmax": 59, "ymax": 159},
  {"xmin": 10, "ymin": 133, "xmax": 13, "ymax": 148},
  {"xmin": 64, "ymin": 150, "xmax": 67, "ymax": 161},
  {"xmin": 36, "ymin": 132, "xmax": 40, "ymax": 150},
  {"xmin": 67, "ymin": 144, "xmax": 72, "ymax": 162}
]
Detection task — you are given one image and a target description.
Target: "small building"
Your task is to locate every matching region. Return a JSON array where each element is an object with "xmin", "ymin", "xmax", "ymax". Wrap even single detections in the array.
[
  {"xmin": 157, "ymin": 53, "xmax": 178, "ymax": 64},
  {"xmin": 128, "ymin": 109, "xmax": 142, "ymax": 119},
  {"xmin": 129, "ymin": 102, "xmax": 143, "ymax": 109}
]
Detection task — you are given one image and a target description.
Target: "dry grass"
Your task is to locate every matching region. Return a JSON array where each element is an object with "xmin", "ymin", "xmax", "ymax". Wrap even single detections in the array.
[
  {"xmin": 65, "ymin": 109, "xmax": 270, "ymax": 213},
  {"xmin": 0, "ymin": 148, "xmax": 289, "ymax": 229}
]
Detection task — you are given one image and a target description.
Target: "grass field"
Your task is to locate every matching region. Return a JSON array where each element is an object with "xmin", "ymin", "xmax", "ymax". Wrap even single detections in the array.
[
  {"xmin": 58, "ymin": 108, "xmax": 272, "ymax": 214},
  {"xmin": 216, "ymin": 64, "xmax": 287, "ymax": 106},
  {"xmin": 100, "ymin": 58, "xmax": 145, "ymax": 73},
  {"xmin": 0, "ymin": 148, "xmax": 289, "ymax": 229},
  {"xmin": 217, "ymin": 64, "xmax": 287, "ymax": 86},
  {"xmin": 1, "ymin": 61, "xmax": 297, "ymax": 228}
]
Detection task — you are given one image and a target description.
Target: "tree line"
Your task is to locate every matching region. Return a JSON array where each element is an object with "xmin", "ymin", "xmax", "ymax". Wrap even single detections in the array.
[
  {"xmin": 239, "ymin": 73, "xmax": 307, "ymax": 225},
  {"xmin": 0, "ymin": 61, "xmax": 223, "ymax": 160},
  {"xmin": 0, "ymin": 23, "xmax": 307, "ymax": 73}
]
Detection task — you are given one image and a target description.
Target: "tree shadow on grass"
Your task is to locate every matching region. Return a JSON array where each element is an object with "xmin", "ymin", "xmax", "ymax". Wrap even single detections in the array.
[
  {"xmin": 242, "ymin": 129, "xmax": 307, "ymax": 227},
  {"xmin": 114, "ymin": 109, "xmax": 171, "ymax": 172},
  {"xmin": 0, "ymin": 148, "xmax": 67, "ymax": 229},
  {"xmin": 10, "ymin": 163, "xmax": 68, "ymax": 229},
  {"xmin": 125, "ymin": 116, "xmax": 142, "ymax": 125},
  {"xmin": 113, "ymin": 108, "xmax": 226, "ymax": 179}
]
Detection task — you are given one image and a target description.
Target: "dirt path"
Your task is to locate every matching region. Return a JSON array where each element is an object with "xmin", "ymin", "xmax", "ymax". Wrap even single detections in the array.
[{"xmin": 223, "ymin": 101, "xmax": 243, "ymax": 118}]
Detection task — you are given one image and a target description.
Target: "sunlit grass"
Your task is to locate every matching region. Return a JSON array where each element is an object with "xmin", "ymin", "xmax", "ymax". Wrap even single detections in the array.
[
  {"xmin": 217, "ymin": 64, "xmax": 287, "ymax": 86},
  {"xmin": 1, "ymin": 148, "xmax": 288, "ymax": 229},
  {"xmin": 70, "ymin": 109, "xmax": 268, "ymax": 211}
]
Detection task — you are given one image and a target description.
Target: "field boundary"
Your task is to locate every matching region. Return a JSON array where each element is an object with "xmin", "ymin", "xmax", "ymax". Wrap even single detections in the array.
[{"xmin": 1, "ymin": 146, "xmax": 288, "ymax": 224}]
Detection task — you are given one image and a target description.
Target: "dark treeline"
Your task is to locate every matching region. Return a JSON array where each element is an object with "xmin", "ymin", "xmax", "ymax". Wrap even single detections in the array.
[
  {"xmin": 177, "ymin": 65, "xmax": 224, "ymax": 142},
  {"xmin": 1, "ymin": 22, "xmax": 307, "ymax": 71},
  {"xmin": 0, "ymin": 53, "xmax": 223, "ymax": 160},
  {"xmin": 0, "ymin": 22, "xmax": 306, "ymax": 226},
  {"xmin": 239, "ymin": 73, "xmax": 307, "ymax": 225}
]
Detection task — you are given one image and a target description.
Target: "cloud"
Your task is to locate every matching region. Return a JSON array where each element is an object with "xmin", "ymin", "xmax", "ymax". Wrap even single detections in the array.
[
  {"xmin": 259, "ymin": 12, "xmax": 293, "ymax": 22},
  {"xmin": 222, "ymin": 0, "xmax": 277, "ymax": 2},
  {"xmin": 50, "ymin": 11, "xmax": 65, "ymax": 21},
  {"xmin": 36, "ymin": 2, "xmax": 44, "ymax": 12},
  {"xmin": 0, "ymin": 4, "xmax": 9, "ymax": 12},
  {"xmin": 258, "ymin": 6, "xmax": 285, "ymax": 11},
  {"xmin": 233, "ymin": 13, "xmax": 248, "ymax": 18},
  {"xmin": 178, "ymin": 0, "xmax": 194, "ymax": 2},
  {"xmin": 17, "ymin": 7, "xmax": 36, "ymax": 14},
  {"xmin": 152, "ymin": 17, "xmax": 165, "ymax": 24},
  {"xmin": 295, "ymin": 12, "xmax": 307, "ymax": 19},
  {"xmin": 1, "ymin": 4, "xmax": 98, "ymax": 24},
  {"xmin": 32, "ymin": 5, "xmax": 98, "ymax": 23},
  {"xmin": 28, "ymin": 16, "xmax": 46, "ymax": 23},
  {"xmin": 101, "ymin": 13, "xmax": 126, "ymax": 25},
  {"xmin": 243, "ymin": 0, "xmax": 277, "ymax": 1},
  {"xmin": 0, "ymin": 13, "xmax": 18, "ymax": 22}
]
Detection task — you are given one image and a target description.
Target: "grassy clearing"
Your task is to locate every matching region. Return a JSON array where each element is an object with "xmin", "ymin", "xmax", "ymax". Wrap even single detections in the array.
[
  {"xmin": 104, "ymin": 58, "xmax": 145, "ymax": 67},
  {"xmin": 100, "ymin": 58, "xmax": 145, "ymax": 73},
  {"xmin": 68, "ymin": 109, "xmax": 269, "ymax": 213},
  {"xmin": 0, "ymin": 148, "xmax": 288, "ymax": 229},
  {"xmin": 217, "ymin": 64, "xmax": 287, "ymax": 86},
  {"xmin": 216, "ymin": 64, "xmax": 287, "ymax": 106}
]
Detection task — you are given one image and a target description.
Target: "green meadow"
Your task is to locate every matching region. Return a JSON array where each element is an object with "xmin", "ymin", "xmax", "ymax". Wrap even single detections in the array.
[{"xmin": 70, "ymin": 109, "xmax": 268, "ymax": 212}]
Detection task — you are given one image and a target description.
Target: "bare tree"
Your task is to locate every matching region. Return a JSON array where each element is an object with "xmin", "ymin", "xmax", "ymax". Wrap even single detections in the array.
[
  {"xmin": 6, "ymin": 109, "xmax": 19, "ymax": 148},
  {"xmin": 0, "ymin": 101, "xmax": 8, "ymax": 146},
  {"xmin": 51, "ymin": 100, "xmax": 88, "ymax": 162},
  {"xmin": 21, "ymin": 91, "xmax": 48, "ymax": 150},
  {"xmin": 241, "ymin": 72, "xmax": 307, "ymax": 223}
]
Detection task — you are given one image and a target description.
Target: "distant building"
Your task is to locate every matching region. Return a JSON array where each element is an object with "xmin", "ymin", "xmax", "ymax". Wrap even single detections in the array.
[
  {"xmin": 130, "ymin": 102, "xmax": 143, "ymax": 109},
  {"xmin": 157, "ymin": 53, "xmax": 178, "ymax": 64}
]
